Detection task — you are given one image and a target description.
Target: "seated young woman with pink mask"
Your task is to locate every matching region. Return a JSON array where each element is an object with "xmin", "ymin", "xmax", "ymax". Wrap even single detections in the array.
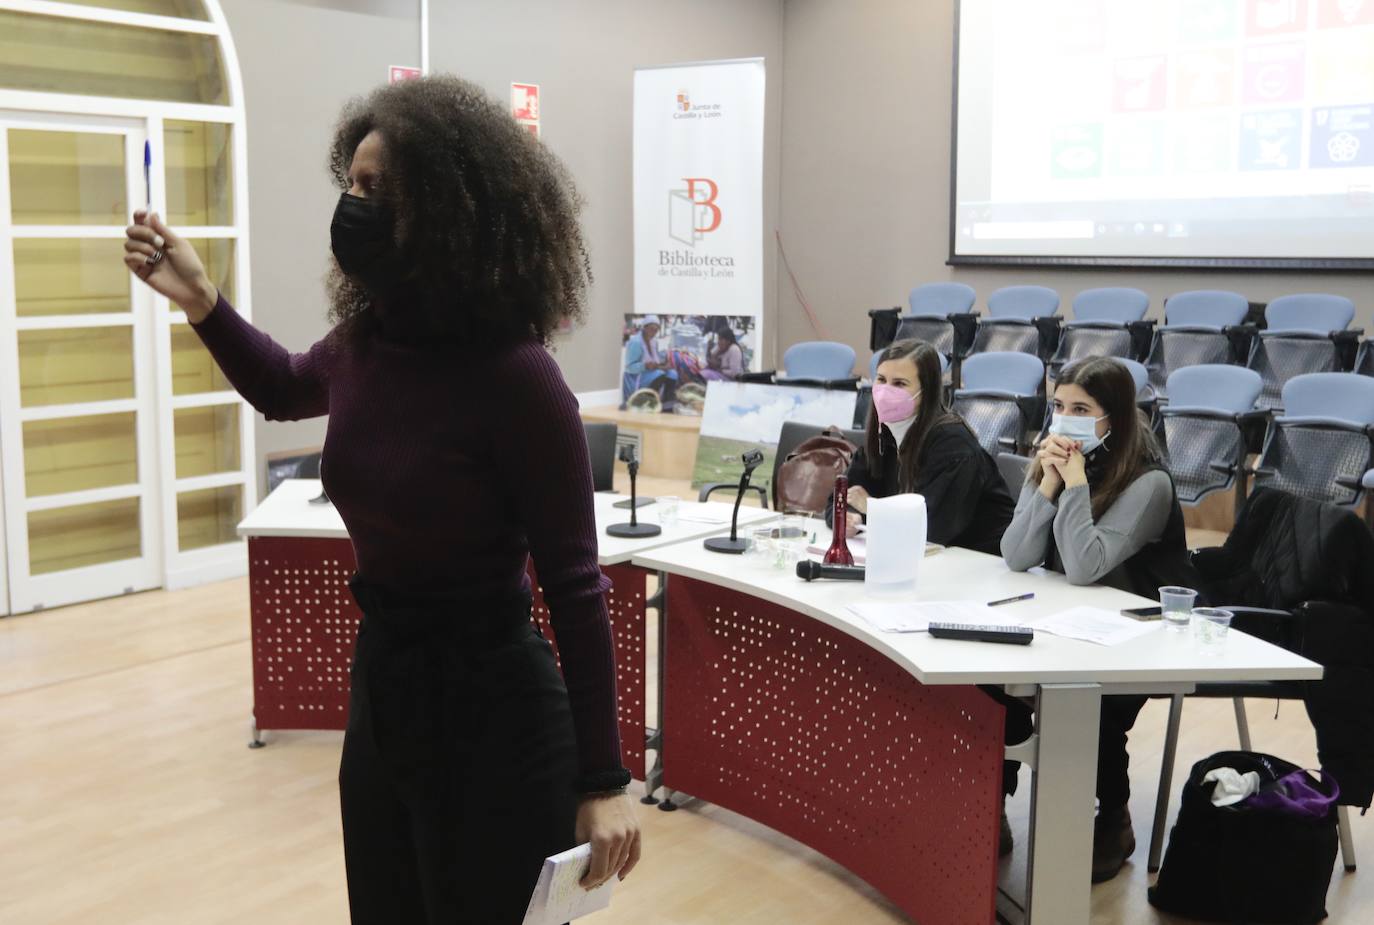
[{"xmin": 832, "ymin": 338, "xmax": 1014, "ymax": 555}]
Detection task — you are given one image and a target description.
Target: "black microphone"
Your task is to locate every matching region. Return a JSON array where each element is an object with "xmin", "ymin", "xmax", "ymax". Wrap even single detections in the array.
[
  {"xmin": 704, "ymin": 448, "xmax": 766, "ymax": 554},
  {"xmin": 796, "ymin": 560, "xmax": 866, "ymax": 582}
]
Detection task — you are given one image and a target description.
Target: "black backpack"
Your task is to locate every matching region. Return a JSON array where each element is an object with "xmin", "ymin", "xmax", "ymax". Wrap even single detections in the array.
[{"xmin": 1149, "ymin": 750, "xmax": 1339, "ymax": 924}]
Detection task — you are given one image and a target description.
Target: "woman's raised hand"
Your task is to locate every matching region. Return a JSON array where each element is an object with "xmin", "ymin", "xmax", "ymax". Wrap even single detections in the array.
[{"xmin": 124, "ymin": 211, "xmax": 218, "ymax": 322}]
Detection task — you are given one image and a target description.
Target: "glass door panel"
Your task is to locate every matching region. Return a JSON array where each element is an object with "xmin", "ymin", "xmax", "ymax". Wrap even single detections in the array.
[
  {"xmin": 180, "ymin": 237, "xmax": 235, "ymax": 304},
  {"xmin": 17, "ymin": 326, "xmax": 135, "ymax": 407},
  {"xmin": 28, "ymin": 498, "xmax": 143, "ymax": 576},
  {"xmin": 8, "ymin": 129, "xmax": 128, "ymax": 225},
  {"xmin": 165, "ymin": 121, "xmax": 234, "ymax": 226},
  {"xmin": 0, "ymin": 12, "xmax": 228, "ymax": 105},
  {"xmin": 2, "ymin": 116, "xmax": 160, "ymax": 613},
  {"xmin": 173, "ymin": 404, "xmax": 240, "ymax": 478},
  {"xmin": 176, "ymin": 485, "xmax": 241, "ymax": 552},
  {"xmin": 56, "ymin": 1, "xmax": 209, "ymax": 19},
  {"xmin": 14, "ymin": 238, "xmax": 131, "ymax": 317},
  {"xmin": 170, "ymin": 323, "xmax": 230, "ymax": 395},
  {"xmin": 23, "ymin": 412, "xmax": 139, "ymax": 497}
]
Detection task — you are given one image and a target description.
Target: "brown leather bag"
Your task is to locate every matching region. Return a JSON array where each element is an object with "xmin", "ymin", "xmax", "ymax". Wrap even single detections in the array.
[{"xmin": 774, "ymin": 427, "xmax": 858, "ymax": 514}]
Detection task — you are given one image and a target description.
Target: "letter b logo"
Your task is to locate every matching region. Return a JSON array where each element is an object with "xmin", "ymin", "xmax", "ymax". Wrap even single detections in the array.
[{"xmin": 684, "ymin": 177, "xmax": 722, "ymax": 233}]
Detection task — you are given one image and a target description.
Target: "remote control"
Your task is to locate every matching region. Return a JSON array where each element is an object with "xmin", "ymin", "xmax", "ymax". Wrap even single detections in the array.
[{"xmin": 928, "ymin": 623, "xmax": 1034, "ymax": 645}]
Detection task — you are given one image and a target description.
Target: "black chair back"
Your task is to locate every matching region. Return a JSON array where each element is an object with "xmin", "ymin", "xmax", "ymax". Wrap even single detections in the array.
[{"xmin": 583, "ymin": 422, "xmax": 618, "ymax": 492}]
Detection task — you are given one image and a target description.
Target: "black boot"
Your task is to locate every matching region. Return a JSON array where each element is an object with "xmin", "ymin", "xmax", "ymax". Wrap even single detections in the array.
[
  {"xmin": 1091, "ymin": 805, "xmax": 1135, "ymax": 883},
  {"xmin": 999, "ymin": 806, "xmax": 1014, "ymax": 857}
]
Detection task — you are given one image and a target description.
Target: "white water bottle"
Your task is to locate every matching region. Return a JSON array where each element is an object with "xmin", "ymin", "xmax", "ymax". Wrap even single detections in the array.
[{"xmin": 864, "ymin": 493, "xmax": 926, "ymax": 598}]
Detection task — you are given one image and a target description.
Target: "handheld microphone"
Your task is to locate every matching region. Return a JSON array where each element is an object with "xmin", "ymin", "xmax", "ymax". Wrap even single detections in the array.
[{"xmin": 796, "ymin": 560, "xmax": 866, "ymax": 582}]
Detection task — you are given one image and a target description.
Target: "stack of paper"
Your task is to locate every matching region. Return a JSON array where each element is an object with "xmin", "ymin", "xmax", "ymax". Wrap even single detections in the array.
[
  {"xmin": 847, "ymin": 601, "xmax": 1021, "ymax": 634},
  {"xmin": 522, "ymin": 843, "xmax": 616, "ymax": 925},
  {"xmin": 1023, "ymin": 606, "xmax": 1160, "ymax": 647}
]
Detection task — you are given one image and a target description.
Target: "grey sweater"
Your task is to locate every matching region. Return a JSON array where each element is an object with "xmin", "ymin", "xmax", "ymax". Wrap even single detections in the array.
[{"xmin": 1000, "ymin": 470, "xmax": 1175, "ymax": 589}]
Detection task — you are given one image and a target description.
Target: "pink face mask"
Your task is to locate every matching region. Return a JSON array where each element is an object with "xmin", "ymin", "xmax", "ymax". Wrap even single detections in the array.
[{"xmin": 872, "ymin": 383, "xmax": 918, "ymax": 424}]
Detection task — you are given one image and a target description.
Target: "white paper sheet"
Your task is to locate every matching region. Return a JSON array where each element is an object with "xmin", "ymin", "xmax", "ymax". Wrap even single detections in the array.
[
  {"xmin": 847, "ymin": 601, "xmax": 1021, "ymax": 634},
  {"xmin": 674, "ymin": 504, "xmax": 729, "ymax": 525},
  {"xmin": 1024, "ymin": 606, "xmax": 1160, "ymax": 647},
  {"xmin": 522, "ymin": 843, "xmax": 616, "ymax": 925},
  {"xmin": 807, "ymin": 534, "xmax": 868, "ymax": 564}
]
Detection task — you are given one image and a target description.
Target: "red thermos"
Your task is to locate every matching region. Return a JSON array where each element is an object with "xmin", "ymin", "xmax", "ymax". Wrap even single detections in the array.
[{"xmin": 824, "ymin": 475, "xmax": 855, "ymax": 566}]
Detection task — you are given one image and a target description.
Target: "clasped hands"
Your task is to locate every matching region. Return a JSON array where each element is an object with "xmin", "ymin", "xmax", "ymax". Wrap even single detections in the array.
[{"xmin": 1036, "ymin": 434, "xmax": 1088, "ymax": 499}]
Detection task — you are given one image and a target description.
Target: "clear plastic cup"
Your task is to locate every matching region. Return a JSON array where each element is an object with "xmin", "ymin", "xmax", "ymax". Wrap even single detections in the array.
[
  {"xmin": 1160, "ymin": 586, "xmax": 1198, "ymax": 633},
  {"xmin": 771, "ymin": 516, "xmax": 809, "ymax": 570},
  {"xmin": 1191, "ymin": 608, "xmax": 1234, "ymax": 653},
  {"xmin": 657, "ymin": 495, "xmax": 680, "ymax": 529},
  {"xmin": 746, "ymin": 526, "xmax": 774, "ymax": 567}
]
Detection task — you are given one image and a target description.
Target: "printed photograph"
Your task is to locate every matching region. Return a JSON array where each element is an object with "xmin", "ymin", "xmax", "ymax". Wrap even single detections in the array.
[{"xmin": 620, "ymin": 313, "xmax": 756, "ymax": 414}]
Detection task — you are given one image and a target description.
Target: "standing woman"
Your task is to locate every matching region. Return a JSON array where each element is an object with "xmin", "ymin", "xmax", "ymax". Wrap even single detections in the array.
[
  {"xmin": 124, "ymin": 76, "xmax": 640, "ymax": 923},
  {"xmin": 1001, "ymin": 356, "xmax": 1197, "ymax": 883},
  {"xmin": 836, "ymin": 338, "xmax": 1015, "ymax": 555}
]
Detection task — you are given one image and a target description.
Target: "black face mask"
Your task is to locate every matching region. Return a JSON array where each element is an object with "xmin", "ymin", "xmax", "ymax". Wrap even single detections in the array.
[{"xmin": 330, "ymin": 192, "xmax": 401, "ymax": 295}]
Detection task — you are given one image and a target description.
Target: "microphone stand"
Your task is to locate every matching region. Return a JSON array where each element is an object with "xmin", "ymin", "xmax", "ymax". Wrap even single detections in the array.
[
  {"xmin": 704, "ymin": 451, "xmax": 764, "ymax": 554},
  {"xmin": 606, "ymin": 456, "xmax": 661, "ymax": 538}
]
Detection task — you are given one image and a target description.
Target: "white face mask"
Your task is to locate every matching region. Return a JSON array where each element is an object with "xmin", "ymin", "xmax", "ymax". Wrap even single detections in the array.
[{"xmin": 1049, "ymin": 413, "xmax": 1111, "ymax": 454}]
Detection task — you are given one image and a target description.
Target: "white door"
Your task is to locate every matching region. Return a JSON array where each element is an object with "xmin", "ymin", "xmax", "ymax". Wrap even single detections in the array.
[
  {"xmin": 0, "ymin": 112, "xmax": 163, "ymax": 613},
  {"xmin": 0, "ymin": 430, "xmax": 8, "ymax": 616}
]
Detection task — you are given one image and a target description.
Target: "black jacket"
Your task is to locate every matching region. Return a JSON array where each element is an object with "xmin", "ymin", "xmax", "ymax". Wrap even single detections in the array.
[
  {"xmin": 835, "ymin": 419, "xmax": 1015, "ymax": 556},
  {"xmin": 1194, "ymin": 488, "xmax": 1374, "ymax": 808}
]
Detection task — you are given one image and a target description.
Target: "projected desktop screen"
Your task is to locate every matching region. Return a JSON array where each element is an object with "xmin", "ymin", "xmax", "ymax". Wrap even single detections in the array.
[{"xmin": 952, "ymin": 0, "xmax": 1374, "ymax": 267}]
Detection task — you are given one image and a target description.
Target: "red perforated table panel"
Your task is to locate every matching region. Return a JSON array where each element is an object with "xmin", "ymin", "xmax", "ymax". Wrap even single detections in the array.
[
  {"xmin": 662, "ymin": 576, "xmax": 1004, "ymax": 925},
  {"xmin": 246, "ymin": 537, "xmax": 649, "ymax": 779},
  {"xmin": 248, "ymin": 537, "xmax": 359, "ymax": 731}
]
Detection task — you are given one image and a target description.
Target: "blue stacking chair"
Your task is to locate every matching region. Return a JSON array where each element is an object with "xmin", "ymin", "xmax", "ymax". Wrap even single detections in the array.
[
  {"xmin": 969, "ymin": 285, "xmax": 1062, "ymax": 361},
  {"xmin": 1247, "ymin": 294, "xmax": 1361, "ymax": 411},
  {"xmin": 1156, "ymin": 366, "xmax": 1265, "ymax": 508},
  {"xmin": 951, "ymin": 352, "xmax": 1045, "ymax": 456},
  {"xmin": 1145, "ymin": 290, "xmax": 1253, "ymax": 402},
  {"xmin": 1251, "ymin": 372, "xmax": 1374, "ymax": 508},
  {"xmin": 1356, "ymin": 339, "xmax": 1374, "ymax": 377},
  {"xmin": 894, "ymin": 282, "xmax": 979, "ymax": 370},
  {"xmin": 1048, "ymin": 288, "xmax": 1153, "ymax": 378},
  {"xmin": 867, "ymin": 282, "xmax": 977, "ymax": 356},
  {"xmin": 752, "ymin": 340, "xmax": 859, "ymax": 391}
]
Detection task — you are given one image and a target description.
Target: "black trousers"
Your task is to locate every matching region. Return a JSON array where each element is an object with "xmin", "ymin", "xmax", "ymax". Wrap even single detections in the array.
[
  {"xmin": 984, "ymin": 689, "xmax": 1148, "ymax": 807},
  {"xmin": 339, "ymin": 577, "xmax": 579, "ymax": 925}
]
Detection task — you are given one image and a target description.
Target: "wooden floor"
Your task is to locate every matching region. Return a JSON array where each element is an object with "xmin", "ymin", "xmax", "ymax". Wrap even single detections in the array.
[{"xmin": 2, "ymin": 507, "xmax": 1370, "ymax": 922}]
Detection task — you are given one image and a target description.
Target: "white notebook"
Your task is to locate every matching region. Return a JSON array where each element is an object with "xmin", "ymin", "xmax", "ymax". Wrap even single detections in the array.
[{"xmin": 522, "ymin": 843, "xmax": 616, "ymax": 925}]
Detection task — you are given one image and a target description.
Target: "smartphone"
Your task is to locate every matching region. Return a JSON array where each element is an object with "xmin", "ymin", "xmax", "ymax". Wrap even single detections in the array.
[{"xmin": 1121, "ymin": 606, "xmax": 1163, "ymax": 621}]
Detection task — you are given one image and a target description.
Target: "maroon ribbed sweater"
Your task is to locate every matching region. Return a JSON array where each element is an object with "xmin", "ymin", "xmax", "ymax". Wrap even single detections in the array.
[{"xmin": 193, "ymin": 295, "xmax": 621, "ymax": 776}]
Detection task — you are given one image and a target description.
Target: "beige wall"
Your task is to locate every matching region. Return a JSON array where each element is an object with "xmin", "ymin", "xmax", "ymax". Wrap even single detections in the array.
[
  {"xmin": 227, "ymin": 0, "xmax": 784, "ymax": 497},
  {"xmin": 223, "ymin": 0, "xmax": 421, "ymax": 496},
  {"xmin": 776, "ymin": 0, "xmax": 1374, "ymax": 365},
  {"xmin": 427, "ymin": 0, "xmax": 785, "ymax": 393}
]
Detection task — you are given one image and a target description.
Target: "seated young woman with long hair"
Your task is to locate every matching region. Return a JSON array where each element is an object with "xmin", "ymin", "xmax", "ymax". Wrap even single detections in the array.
[{"xmin": 1001, "ymin": 356, "xmax": 1199, "ymax": 883}]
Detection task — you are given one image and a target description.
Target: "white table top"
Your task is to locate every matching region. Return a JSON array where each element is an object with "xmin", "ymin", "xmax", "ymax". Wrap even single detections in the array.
[
  {"xmin": 236, "ymin": 479, "xmax": 344, "ymax": 539},
  {"xmin": 236, "ymin": 479, "xmax": 777, "ymax": 567},
  {"xmin": 631, "ymin": 538, "xmax": 1323, "ymax": 688},
  {"xmin": 590, "ymin": 492, "xmax": 776, "ymax": 565}
]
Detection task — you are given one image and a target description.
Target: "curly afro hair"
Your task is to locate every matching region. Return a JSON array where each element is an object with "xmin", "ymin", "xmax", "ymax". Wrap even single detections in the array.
[{"xmin": 326, "ymin": 75, "xmax": 591, "ymax": 346}]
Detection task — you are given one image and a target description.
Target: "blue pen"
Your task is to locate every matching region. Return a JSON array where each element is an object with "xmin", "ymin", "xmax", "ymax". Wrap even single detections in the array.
[{"xmin": 143, "ymin": 141, "xmax": 152, "ymax": 211}]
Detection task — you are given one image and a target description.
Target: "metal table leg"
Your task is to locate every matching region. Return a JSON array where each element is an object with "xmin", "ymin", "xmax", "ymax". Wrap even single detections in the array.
[{"xmin": 1024, "ymin": 683, "xmax": 1102, "ymax": 925}]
